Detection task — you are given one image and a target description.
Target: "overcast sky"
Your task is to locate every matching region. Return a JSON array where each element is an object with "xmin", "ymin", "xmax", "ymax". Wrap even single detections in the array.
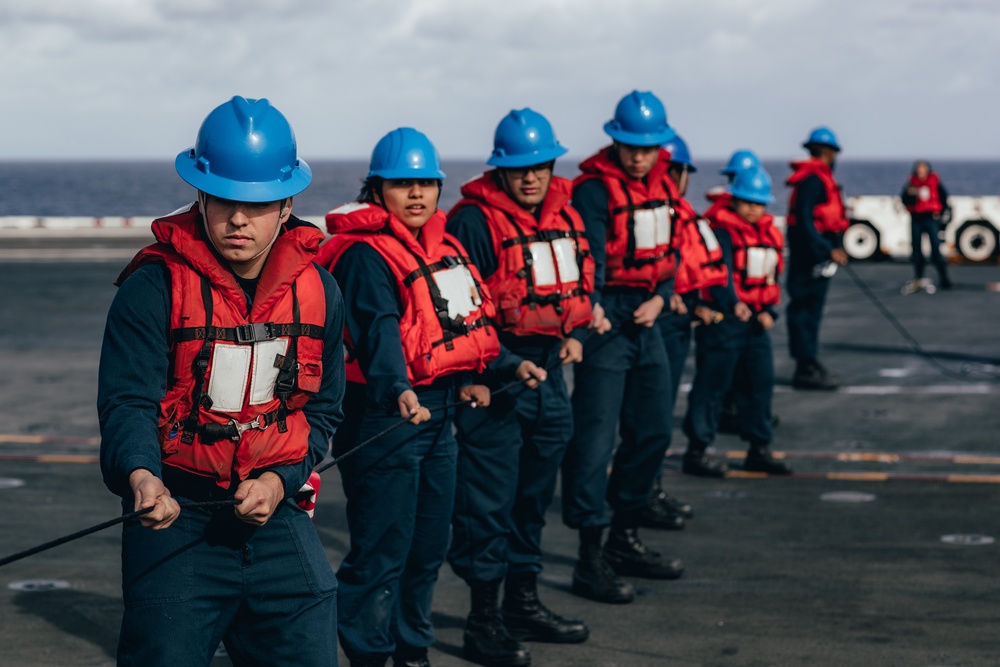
[{"xmin": 1, "ymin": 0, "xmax": 997, "ymax": 161}]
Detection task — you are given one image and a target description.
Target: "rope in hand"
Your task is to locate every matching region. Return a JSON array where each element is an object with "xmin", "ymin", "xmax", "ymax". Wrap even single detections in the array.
[
  {"xmin": 0, "ymin": 328, "xmax": 603, "ymax": 568},
  {"xmin": 0, "ymin": 499, "xmax": 238, "ymax": 568},
  {"xmin": 841, "ymin": 263, "xmax": 998, "ymax": 383}
]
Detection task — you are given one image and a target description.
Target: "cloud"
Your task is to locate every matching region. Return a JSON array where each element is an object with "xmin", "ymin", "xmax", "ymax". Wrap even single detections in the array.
[{"xmin": 0, "ymin": 0, "xmax": 996, "ymax": 159}]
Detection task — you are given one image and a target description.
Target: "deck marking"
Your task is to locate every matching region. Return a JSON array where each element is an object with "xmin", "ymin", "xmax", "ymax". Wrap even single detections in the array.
[
  {"xmin": 940, "ymin": 534, "xmax": 994, "ymax": 546},
  {"xmin": 821, "ymin": 491, "xmax": 877, "ymax": 503},
  {"xmin": 0, "ymin": 478, "xmax": 25, "ymax": 489},
  {"xmin": 8, "ymin": 579, "xmax": 71, "ymax": 592}
]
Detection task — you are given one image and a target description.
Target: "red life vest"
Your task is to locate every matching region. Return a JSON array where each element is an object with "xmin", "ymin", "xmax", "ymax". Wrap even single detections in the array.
[
  {"xmin": 906, "ymin": 172, "xmax": 944, "ymax": 214},
  {"xmin": 671, "ymin": 196, "xmax": 728, "ymax": 295},
  {"xmin": 317, "ymin": 204, "xmax": 499, "ymax": 386},
  {"xmin": 705, "ymin": 205, "xmax": 784, "ymax": 310},
  {"xmin": 115, "ymin": 205, "xmax": 327, "ymax": 489},
  {"xmin": 575, "ymin": 147, "xmax": 680, "ymax": 291},
  {"xmin": 786, "ymin": 158, "xmax": 849, "ymax": 234},
  {"xmin": 450, "ymin": 172, "xmax": 594, "ymax": 337}
]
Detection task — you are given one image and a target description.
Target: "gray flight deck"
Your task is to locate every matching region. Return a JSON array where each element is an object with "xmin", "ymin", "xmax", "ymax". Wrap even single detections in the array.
[{"xmin": 1, "ymin": 237, "xmax": 998, "ymax": 666}]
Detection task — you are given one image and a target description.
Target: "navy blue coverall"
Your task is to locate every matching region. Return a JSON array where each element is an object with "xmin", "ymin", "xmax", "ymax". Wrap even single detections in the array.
[
  {"xmin": 560, "ymin": 178, "xmax": 675, "ymax": 530},
  {"xmin": 446, "ymin": 204, "xmax": 584, "ymax": 583},
  {"xmin": 99, "ymin": 250, "xmax": 345, "ymax": 667},
  {"xmin": 682, "ymin": 229, "xmax": 777, "ymax": 450},
  {"xmin": 785, "ymin": 175, "xmax": 841, "ymax": 364},
  {"xmin": 331, "ymin": 243, "xmax": 470, "ymax": 661}
]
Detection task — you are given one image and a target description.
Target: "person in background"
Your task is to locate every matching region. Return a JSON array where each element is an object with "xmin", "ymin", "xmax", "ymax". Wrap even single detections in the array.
[
  {"xmin": 703, "ymin": 149, "xmax": 762, "ymax": 218},
  {"xmin": 785, "ymin": 126, "xmax": 849, "ymax": 390},
  {"xmin": 446, "ymin": 108, "xmax": 601, "ymax": 667},
  {"xmin": 98, "ymin": 96, "xmax": 345, "ymax": 666},
  {"xmin": 683, "ymin": 167, "xmax": 790, "ymax": 476},
  {"xmin": 317, "ymin": 128, "xmax": 497, "ymax": 667},
  {"xmin": 561, "ymin": 90, "xmax": 686, "ymax": 607},
  {"xmin": 901, "ymin": 160, "xmax": 952, "ymax": 294},
  {"xmin": 651, "ymin": 134, "xmax": 730, "ymax": 483}
]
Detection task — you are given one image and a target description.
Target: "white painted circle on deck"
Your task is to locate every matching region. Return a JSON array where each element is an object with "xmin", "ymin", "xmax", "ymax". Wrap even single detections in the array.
[
  {"xmin": 0, "ymin": 478, "xmax": 25, "ymax": 489},
  {"xmin": 940, "ymin": 534, "xmax": 994, "ymax": 546},
  {"xmin": 8, "ymin": 579, "xmax": 71, "ymax": 592},
  {"xmin": 821, "ymin": 491, "xmax": 877, "ymax": 503}
]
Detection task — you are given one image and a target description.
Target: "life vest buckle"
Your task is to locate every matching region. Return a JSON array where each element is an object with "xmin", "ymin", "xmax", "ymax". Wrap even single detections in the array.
[
  {"xmin": 234, "ymin": 322, "xmax": 275, "ymax": 344},
  {"xmin": 229, "ymin": 414, "xmax": 268, "ymax": 441}
]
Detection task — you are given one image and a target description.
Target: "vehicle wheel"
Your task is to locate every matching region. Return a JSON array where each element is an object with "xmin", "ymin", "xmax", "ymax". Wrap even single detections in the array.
[
  {"xmin": 956, "ymin": 221, "xmax": 999, "ymax": 262},
  {"xmin": 843, "ymin": 220, "xmax": 880, "ymax": 260}
]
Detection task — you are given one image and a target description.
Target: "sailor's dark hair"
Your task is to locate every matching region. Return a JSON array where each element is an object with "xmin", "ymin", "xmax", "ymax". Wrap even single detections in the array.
[
  {"xmin": 357, "ymin": 176, "xmax": 383, "ymax": 204},
  {"xmin": 912, "ymin": 159, "xmax": 933, "ymax": 173}
]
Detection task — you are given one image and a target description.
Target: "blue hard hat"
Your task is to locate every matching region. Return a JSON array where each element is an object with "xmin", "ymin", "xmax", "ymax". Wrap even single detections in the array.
[
  {"xmin": 603, "ymin": 90, "xmax": 675, "ymax": 146},
  {"xmin": 368, "ymin": 127, "xmax": 446, "ymax": 180},
  {"xmin": 803, "ymin": 126, "xmax": 841, "ymax": 151},
  {"xmin": 720, "ymin": 149, "xmax": 761, "ymax": 176},
  {"xmin": 488, "ymin": 108, "xmax": 568, "ymax": 168},
  {"xmin": 729, "ymin": 166, "xmax": 775, "ymax": 205},
  {"xmin": 663, "ymin": 134, "xmax": 696, "ymax": 173},
  {"xmin": 175, "ymin": 96, "xmax": 312, "ymax": 202}
]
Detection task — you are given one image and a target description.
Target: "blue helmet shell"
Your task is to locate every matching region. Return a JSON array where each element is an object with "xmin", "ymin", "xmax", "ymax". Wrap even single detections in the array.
[
  {"xmin": 603, "ymin": 90, "xmax": 675, "ymax": 146},
  {"xmin": 368, "ymin": 127, "xmax": 446, "ymax": 180},
  {"xmin": 175, "ymin": 96, "xmax": 311, "ymax": 202},
  {"xmin": 488, "ymin": 108, "xmax": 568, "ymax": 168}
]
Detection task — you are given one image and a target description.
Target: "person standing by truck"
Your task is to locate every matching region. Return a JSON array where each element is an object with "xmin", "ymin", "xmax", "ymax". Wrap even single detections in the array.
[{"xmin": 901, "ymin": 160, "xmax": 952, "ymax": 294}]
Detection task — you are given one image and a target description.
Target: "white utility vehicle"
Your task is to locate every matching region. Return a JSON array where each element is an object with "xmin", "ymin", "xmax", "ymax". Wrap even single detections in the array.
[{"xmin": 842, "ymin": 195, "xmax": 1000, "ymax": 263}]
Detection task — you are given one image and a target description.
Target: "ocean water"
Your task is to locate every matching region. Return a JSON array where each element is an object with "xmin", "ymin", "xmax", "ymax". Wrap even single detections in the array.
[{"xmin": 0, "ymin": 158, "xmax": 997, "ymax": 218}]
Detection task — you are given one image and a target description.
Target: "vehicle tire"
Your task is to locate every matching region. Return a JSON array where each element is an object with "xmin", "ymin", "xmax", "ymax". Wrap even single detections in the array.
[
  {"xmin": 843, "ymin": 220, "xmax": 881, "ymax": 260},
  {"xmin": 955, "ymin": 220, "xmax": 999, "ymax": 263}
]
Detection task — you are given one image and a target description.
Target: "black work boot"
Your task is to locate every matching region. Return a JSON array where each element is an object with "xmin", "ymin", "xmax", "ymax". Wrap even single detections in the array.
[
  {"xmin": 649, "ymin": 475, "xmax": 693, "ymax": 519},
  {"xmin": 604, "ymin": 524, "xmax": 684, "ymax": 580},
  {"xmin": 792, "ymin": 360, "xmax": 840, "ymax": 390},
  {"xmin": 501, "ymin": 572, "xmax": 589, "ymax": 644},
  {"xmin": 392, "ymin": 646, "xmax": 430, "ymax": 667},
  {"xmin": 682, "ymin": 444, "xmax": 728, "ymax": 478},
  {"xmin": 571, "ymin": 527, "xmax": 635, "ymax": 604},
  {"xmin": 463, "ymin": 580, "xmax": 531, "ymax": 667},
  {"xmin": 743, "ymin": 444, "xmax": 792, "ymax": 475}
]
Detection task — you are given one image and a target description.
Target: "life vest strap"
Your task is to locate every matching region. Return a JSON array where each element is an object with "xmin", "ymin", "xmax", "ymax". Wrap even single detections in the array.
[
  {"xmin": 197, "ymin": 407, "xmax": 284, "ymax": 444},
  {"xmin": 172, "ymin": 322, "xmax": 325, "ymax": 344}
]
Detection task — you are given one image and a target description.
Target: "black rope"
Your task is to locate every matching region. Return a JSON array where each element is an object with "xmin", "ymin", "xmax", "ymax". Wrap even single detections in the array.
[
  {"xmin": 0, "ymin": 499, "xmax": 238, "ymax": 569},
  {"xmin": 0, "ymin": 322, "xmax": 626, "ymax": 568},
  {"xmin": 841, "ymin": 263, "xmax": 998, "ymax": 382}
]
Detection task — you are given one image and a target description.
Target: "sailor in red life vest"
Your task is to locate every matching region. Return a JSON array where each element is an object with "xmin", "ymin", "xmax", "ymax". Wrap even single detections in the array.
[
  {"xmin": 316, "ymin": 128, "xmax": 498, "ymax": 667},
  {"xmin": 901, "ymin": 160, "xmax": 952, "ymax": 293},
  {"xmin": 560, "ymin": 90, "xmax": 686, "ymax": 606},
  {"xmin": 703, "ymin": 149, "xmax": 762, "ymax": 221},
  {"xmin": 786, "ymin": 126, "xmax": 850, "ymax": 390},
  {"xmin": 647, "ymin": 134, "xmax": 730, "ymax": 487},
  {"xmin": 682, "ymin": 167, "xmax": 792, "ymax": 475},
  {"xmin": 98, "ymin": 97, "xmax": 345, "ymax": 666},
  {"xmin": 445, "ymin": 109, "xmax": 601, "ymax": 665}
]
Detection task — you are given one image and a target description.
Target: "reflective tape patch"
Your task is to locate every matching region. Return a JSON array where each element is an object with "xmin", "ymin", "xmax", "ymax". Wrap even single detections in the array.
[
  {"xmin": 697, "ymin": 219, "xmax": 720, "ymax": 253},
  {"xmin": 551, "ymin": 238, "xmax": 580, "ymax": 283},
  {"xmin": 528, "ymin": 241, "xmax": 558, "ymax": 286},
  {"xmin": 432, "ymin": 264, "xmax": 483, "ymax": 319},
  {"xmin": 206, "ymin": 343, "xmax": 251, "ymax": 413},
  {"xmin": 249, "ymin": 338, "xmax": 289, "ymax": 406},
  {"xmin": 746, "ymin": 247, "xmax": 779, "ymax": 281},
  {"xmin": 633, "ymin": 206, "xmax": 671, "ymax": 250}
]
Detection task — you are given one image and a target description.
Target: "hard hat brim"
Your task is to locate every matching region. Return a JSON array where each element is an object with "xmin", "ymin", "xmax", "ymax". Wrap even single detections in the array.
[
  {"xmin": 729, "ymin": 189, "xmax": 775, "ymax": 205},
  {"xmin": 175, "ymin": 150, "xmax": 313, "ymax": 202},
  {"xmin": 367, "ymin": 167, "xmax": 447, "ymax": 180},
  {"xmin": 603, "ymin": 121, "xmax": 675, "ymax": 147},
  {"xmin": 486, "ymin": 144, "xmax": 568, "ymax": 168},
  {"xmin": 802, "ymin": 140, "xmax": 841, "ymax": 152}
]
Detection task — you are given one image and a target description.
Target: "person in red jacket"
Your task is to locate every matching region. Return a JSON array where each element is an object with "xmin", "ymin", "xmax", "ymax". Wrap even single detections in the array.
[
  {"xmin": 785, "ymin": 126, "xmax": 849, "ymax": 390},
  {"xmin": 901, "ymin": 160, "xmax": 952, "ymax": 294},
  {"xmin": 561, "ymin": 90, "xmax": 686, "ymax": 606},
  {"xmin": 98, "ymin": 96, "xmax": 345, "ymax": 666},
  {"xmin": 682, "ymin": 166, "xmax": 791, "ymax": 475},
  {"xmin": 317, "ymin": 128, "xmax": 496, "ymax": 667},
  {"xmin": 446, "ymin": 109, "xmax": 598, "ymax": 666}
]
